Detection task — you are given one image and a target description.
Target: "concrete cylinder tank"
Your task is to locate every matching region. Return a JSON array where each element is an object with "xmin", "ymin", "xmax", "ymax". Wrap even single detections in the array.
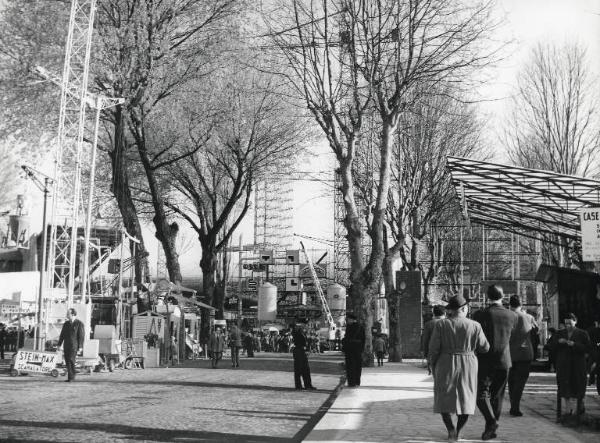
[
  {"xmin": 258, "ymin": 282, "xmax": 277, "ymax": 321},
  {"xmin": 327, "ymin": 284, "xmax": 347, "ymax": 311}
]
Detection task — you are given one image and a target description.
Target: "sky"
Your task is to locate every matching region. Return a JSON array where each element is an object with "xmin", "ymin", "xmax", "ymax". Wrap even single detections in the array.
[{"xmin": 8, "ymin": 0, "xmax": 600, "ymax": 279}]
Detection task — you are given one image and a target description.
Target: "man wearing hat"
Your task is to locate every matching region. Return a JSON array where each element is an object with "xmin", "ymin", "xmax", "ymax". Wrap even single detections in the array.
[
  {"xmin": 342, "ymin": 313, "xmax": 365, "ymax": 387},
  {"xmin": 473, "ymin": 285, "xmax": 518, "ymax": 440},
  {"xmin": 507, "ymin": 295, "xmax": 534, "ymax": 417},
  {"xmin": 429, "ymin": 294, "xmax": 489, "ymax": 442},
  {"xmin": 292, "ymin": 319, "xmax": 316, "ymax": 390}
]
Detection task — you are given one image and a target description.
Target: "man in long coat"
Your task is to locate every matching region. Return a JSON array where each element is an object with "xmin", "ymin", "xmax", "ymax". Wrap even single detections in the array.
[
  {"xmin": 208, "ymin": 326, "xmax": 226, "ymax": 368},
  {"xmin": 429, "ymin": 294, "xmax": 489, "ymax": 441},
  {"xmin": 551, "ymin": 312, "xmax": 591, "ymax": 420},
  {"xmin": 57, "ymin": 308, "xmax": 85, "ymax": 382},
  {"xmin": 343, "ymin": 313, "xmax": 365, "ymax": 387},
  {"xmin": 473, "ymin": 285, "xmax": 517, "ymax": 440},
  {"xmin": 292, "ymin": 320, "xmax": 315, "ymax": 390},
  {"xmin": 507, "ymin": 295, "xmax": 533, "ymax": 417}
]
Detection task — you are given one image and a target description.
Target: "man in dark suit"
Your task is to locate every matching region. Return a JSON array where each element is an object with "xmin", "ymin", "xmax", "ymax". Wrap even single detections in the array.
[
  {"xmin": 421, "ymin": 305, "xmax": 446, "ymax": 374},
  {"xmin": 507, "ymin": 295, "xmax": 534, "ymax": 417},
  {"xmin": 343, "ymin": 313, "xmax": 366, "ymax": 387},
  {"xmin": 57, "ymin": 308, "xmax": 85, "ymax": 382},
  {"xmin": 473, "ymin": 285, "xmax": 517, "ymax": 440},
  {"xmin": 292, "ymin": 320, "xmax": 316, "ymax": 390}
]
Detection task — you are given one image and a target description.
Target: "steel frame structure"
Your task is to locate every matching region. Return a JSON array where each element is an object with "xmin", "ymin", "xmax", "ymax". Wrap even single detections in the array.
[
  {"xmin": 47, "ymin": 0, "xmax": 98, "ymax": 304},
  {"xmin": 446, "ymin": 156, "xmax": 600, "ymax": 245}
]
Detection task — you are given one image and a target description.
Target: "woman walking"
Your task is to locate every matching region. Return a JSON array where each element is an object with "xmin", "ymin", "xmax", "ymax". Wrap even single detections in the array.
[{"xmin": 429, "ymin": 295, "xmax": 490, "ymax": 442}]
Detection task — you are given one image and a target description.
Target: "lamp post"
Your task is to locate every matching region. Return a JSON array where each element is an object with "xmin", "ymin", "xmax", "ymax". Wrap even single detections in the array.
[{"xmin": 21, "ymin": 166, "xmax": 53, "ymax": 351}]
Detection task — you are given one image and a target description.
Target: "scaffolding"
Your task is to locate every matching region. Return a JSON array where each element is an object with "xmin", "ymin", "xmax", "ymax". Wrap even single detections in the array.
[{"xmin": 254, "ymin": 177, "xmax": 294, "ymax": 248}]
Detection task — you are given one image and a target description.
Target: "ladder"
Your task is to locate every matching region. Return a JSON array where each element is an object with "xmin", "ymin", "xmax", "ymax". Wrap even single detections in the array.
[{"xmin": 299, "ymin": 241, "xmax": 335, "ymax": 333}]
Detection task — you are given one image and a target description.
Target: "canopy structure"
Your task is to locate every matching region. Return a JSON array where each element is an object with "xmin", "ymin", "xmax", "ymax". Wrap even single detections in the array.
[{"xmin": 446, "ymin": 157, "xmax": 600, "ymax": 243}]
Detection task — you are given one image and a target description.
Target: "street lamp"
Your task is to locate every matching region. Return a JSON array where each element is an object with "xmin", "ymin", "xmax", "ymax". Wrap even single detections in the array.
[{"xmin": 21, "ymin": 165, "xmax": 53, "ymax": 351}]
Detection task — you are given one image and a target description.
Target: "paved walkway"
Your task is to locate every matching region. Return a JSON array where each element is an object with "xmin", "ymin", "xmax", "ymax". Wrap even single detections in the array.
[{"xmin": 304, "ymin": 362, "xmax": 600, "ymax": 443}]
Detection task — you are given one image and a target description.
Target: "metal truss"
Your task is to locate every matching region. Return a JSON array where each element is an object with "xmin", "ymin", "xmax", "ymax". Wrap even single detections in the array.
[
  {"xmin": 47, "ymin": 0, "xmax": 97, "ymax": 302},
  {"xmin": 446, "ymin": 156, "xmax": 600, "ymax": 245}
]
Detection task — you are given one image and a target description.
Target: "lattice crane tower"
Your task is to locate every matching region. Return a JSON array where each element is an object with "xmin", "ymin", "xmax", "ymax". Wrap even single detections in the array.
[{"xmin": 47, "ymin": 0, "xmax": 98, "ymax": 306}]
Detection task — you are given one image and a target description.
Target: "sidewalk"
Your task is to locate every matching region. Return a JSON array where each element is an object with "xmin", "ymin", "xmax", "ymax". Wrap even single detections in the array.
[{"xmin": 304, "ymin": 362, "xmax": 600, "ymax": 443}]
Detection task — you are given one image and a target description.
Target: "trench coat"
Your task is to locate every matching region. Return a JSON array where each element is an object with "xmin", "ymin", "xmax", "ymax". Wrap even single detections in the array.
[
  {"xmin": 429, "ymin": 316, "xmax": 490, "ymax": 414},
  {"xmin": 551, "ymin": 327, "xmax": 590, "ymax": 399}
]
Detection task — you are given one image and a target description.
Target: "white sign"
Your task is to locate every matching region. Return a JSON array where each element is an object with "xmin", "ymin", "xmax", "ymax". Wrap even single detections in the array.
[
  {"xmin": 13, "ymin": 350, "xmax": 59, "ymax": 374},
  {"xmin": 580, "ymin": 208, "xmax": 600, "ymax": 261}
]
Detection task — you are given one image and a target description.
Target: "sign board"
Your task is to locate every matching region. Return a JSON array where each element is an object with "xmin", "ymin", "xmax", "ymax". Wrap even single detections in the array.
[
  {"xmin": 580, "ymin": 208, "xmax": 600, "ymax": 261},
  {"xmin": 13, "ymin": 350, "xmax": 59, "ymax": 374},
  {"xmin": 246, "ymin": 278, "xmax": 258, "ymax": 291}
]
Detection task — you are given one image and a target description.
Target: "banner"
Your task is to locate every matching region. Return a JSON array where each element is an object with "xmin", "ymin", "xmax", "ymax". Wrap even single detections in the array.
[{"xmin": 13, "ymin": 350, "xmax": 60, "ymax": 374}]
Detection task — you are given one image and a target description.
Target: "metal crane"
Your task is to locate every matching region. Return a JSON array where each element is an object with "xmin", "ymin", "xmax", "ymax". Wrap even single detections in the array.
[{"xmin": 299, "ymin": 241, "xmax": 336, "ymax": 336}]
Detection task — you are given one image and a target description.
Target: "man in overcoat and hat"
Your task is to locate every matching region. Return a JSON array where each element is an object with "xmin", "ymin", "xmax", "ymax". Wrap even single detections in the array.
[{"xmin": 473, "ymin": 285, "xmax": 517, "ymax": 440}]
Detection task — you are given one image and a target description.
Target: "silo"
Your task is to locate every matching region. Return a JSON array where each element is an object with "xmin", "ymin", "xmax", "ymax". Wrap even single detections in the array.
[
  {"xmin": 327, "ymin": 284, "xmax": 347, "ymax": 311},
  {"xmin": 258, "ymin": 282, "xmax": 277, "ymax": 321}
]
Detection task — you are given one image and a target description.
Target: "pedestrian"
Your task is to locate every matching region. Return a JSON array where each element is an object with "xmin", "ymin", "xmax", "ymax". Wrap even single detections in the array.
[
  {"xmin": 244, "ymin": 331, "xmax": 255, "ymax": 358},
  {"xmin": 429, "ymin": 294, "xmax": 489, "ymax": 442},
  {"xmin": 342, "ymin": 313, "xmax": 365, "ymax": 387},
  {"xmin": 292, "ymin": 319, "xmax": 316, "ymax": 390},
  {"xmin": 550, "ymin": 313, "xmax": 591, "ymax": 424},
  {"xmin": 422, "ymin": 305, "xmax": 447, "ymax": 374},
  {"xmin": 208, "ymin": 326, "xmax": 225, "ymax": 368},
  {"xmin": 507, "ymin": 295, "xmax": 534, "ymax": 417},
  {"xmin": 373, "ymin": 333, "xmax": 387, "ymax": 367},
  {"xmin": 57, "ymin": 308, "xmax": 85, "ymax": 382},
  {"xmin": 544, "ymin": 327, "xmax": 557, "ymax": 372},
  {"xmin": 0, "ymin": 323, "xmax": 6, "ymax": 360},
  {"xmin": 473, "ymin": 284, "xmax": 518, "ymax": 441},
  {"xmin": 585, "ymin": 320, "xmax": 600, "ymax": 389},
  {"xmin": 229, "ymin": 324, "xmax": 242, "ymax": 368}
]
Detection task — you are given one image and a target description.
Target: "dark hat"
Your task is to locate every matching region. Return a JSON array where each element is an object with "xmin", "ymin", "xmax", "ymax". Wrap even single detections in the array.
[
  {"xmin": 346, "ymin": 313, "xmax": 357, "ymax": 320},
  {"xmin": 446, "ymin": 294, "xmax": 470, "ymax": 310},
  {"xmin": 296, "ymin": 317, "xmax": 308, "ymax": 324},
  {"xmin": 487, "ymin": 285, "xmax": 504, "ymax": 301},
  {"xmin": 509, "ymin": 295, "xmax": 521, "ymax": 308},
  {"xmin": 432, "ymin": 305, "xmax": 445, "ymax": 317},
  {"xmin": 564, "ymin": 312, "xmax": 577, "ymax": 322}
]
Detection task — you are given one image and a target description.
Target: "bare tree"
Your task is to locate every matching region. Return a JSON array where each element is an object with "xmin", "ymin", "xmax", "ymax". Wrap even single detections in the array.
[
  {"xmin": 381, "ymin": 89, "xmax": 487, "ymax": 359},
  {"xmin": 165, "ymin": 69, "xmax": 308, "ymax": 323},
  {"xmin": 505, "ymin": 42, "xmax": 600, "ymax": 267},
  {"xmin": 505, "ymin": 42, "xmax": 600, "ymax": 176},
  {"xmin": 269, "ymin": 0, "xmax": 499, "ymax": 363}
]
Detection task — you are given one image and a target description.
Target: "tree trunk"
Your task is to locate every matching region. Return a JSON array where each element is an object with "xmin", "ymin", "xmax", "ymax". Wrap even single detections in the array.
[
  {"xmin": 133, "ymin": 123, "xmax": 183, "ymax": 285},
  {"xmin": 382, "ymin": 244, "xmax": 402, "ymax": 362},
  {"xmin": 109, "ymin": 106, "xmax": 149, "ymax": 286}
]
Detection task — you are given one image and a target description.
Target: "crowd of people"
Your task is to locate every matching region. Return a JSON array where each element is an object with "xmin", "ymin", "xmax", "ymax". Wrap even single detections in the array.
[
  {"xmin": 424, "ymin": 285, "xmax": 600, "ymax": 443},
  {"xmin": 0, "ymin": 323, "xmax": 27, "ymax": 359}
]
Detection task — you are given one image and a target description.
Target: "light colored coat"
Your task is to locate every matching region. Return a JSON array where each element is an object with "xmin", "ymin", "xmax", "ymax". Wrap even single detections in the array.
[{"xmin": 429, "ymin": 316, "xmax": 489, "ymax": 414}]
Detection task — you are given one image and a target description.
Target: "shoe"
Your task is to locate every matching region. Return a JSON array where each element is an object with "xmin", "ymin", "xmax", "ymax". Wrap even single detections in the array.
[
  {"xmin": 305, "ymin": 386, "xmax": 317, "ymax": 390},
  {"xmin": 295, "ymin": 387, "xmax": 304, "ymax": 390},
  {"xmin": 509, "ymin": 410, "xmax": 523, "ymax": 417},
  {"xmin": 64, "ymin": 379, "xmax": 72, "ymax": 382},
  {"xmin": 447, "ymin": 429, "xmax": 457, "ymax": 442},
  {"xmin": 481, "ymin": 422, "xmax": 498, "ymax": 440}
]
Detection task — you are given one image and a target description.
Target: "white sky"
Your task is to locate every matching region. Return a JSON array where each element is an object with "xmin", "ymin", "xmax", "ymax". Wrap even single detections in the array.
[{"xmin": 12, "ymin": 1, "xmax": 600, "ymax": 278}]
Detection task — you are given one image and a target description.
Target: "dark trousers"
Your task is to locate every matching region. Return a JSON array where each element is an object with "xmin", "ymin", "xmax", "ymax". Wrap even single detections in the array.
[
  {"xmin": 293, "ymin": 348, "xmax": 312, "ymax": 388},
  {"xmin": 345, "ymin": 350, "xmax": 363, "ymax": 386},
  {"xmin": 477, "ymin": 368, "xmax": 509, "ymax": 426},
  {"xmin": 376, "ymin": 351, "xmax": 384, "ymax": 366},
  {"xmin": 508, "ymin": 361, "xmax": 531, "ymax": 412},
  {"xmin": 231, "ymin": 346, "xmax": 240, "ymax": 367},
  {"xmin": 0, "ymin": 342, "xmax": 4, "ymax": 360},
  {"xmin": 64, "ymin": 351, "xmax": 77, "ymax": 381}
]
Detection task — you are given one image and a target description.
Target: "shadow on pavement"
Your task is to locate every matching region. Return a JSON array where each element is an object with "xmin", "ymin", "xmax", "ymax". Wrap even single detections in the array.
[{"xmin": 0, "ymin": 419, "xmax": 294, "ymax": 442}]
